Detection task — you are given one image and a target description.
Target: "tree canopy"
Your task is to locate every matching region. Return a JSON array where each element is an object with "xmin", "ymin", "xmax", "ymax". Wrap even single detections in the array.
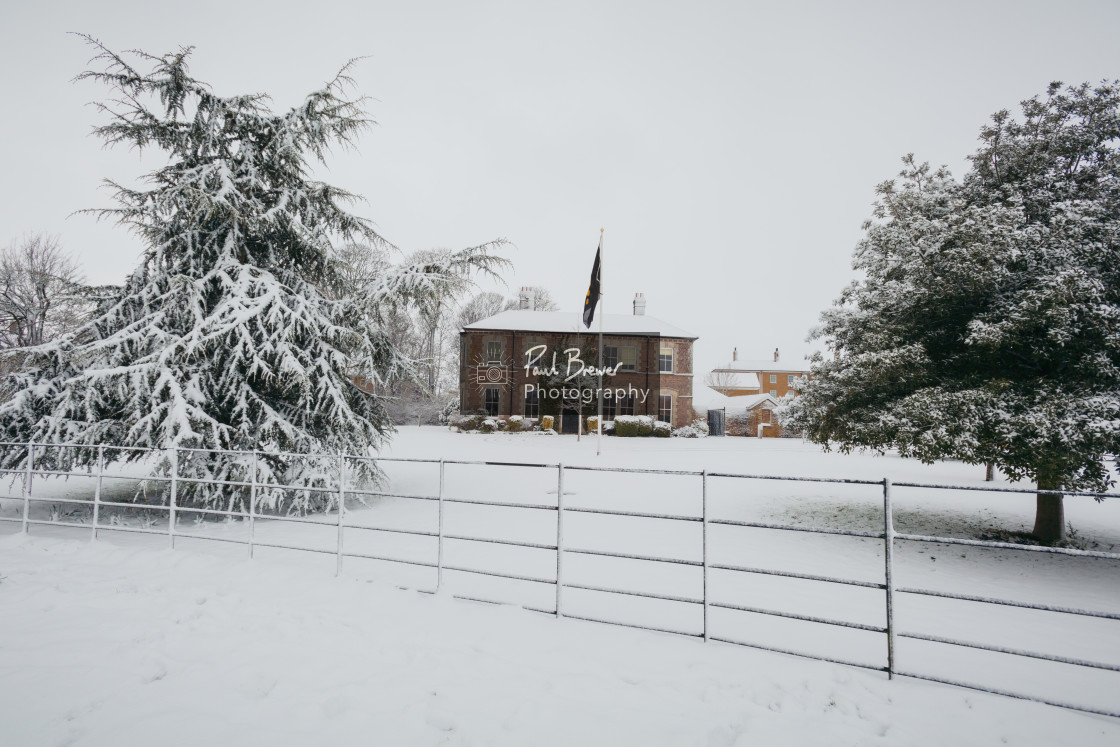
[{"xmin": 782, "ymin": 82, "xmax": 1120, "ymax": 542}]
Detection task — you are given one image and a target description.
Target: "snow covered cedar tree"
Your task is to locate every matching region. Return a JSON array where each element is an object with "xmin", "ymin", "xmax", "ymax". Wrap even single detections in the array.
[
  {"xmin": 782, "ymin": 82, "xmax": 1120, "ymax": 543},
  {"xmin": 0, "ymin": 38, "xmax": 504, "ymax": 512}
]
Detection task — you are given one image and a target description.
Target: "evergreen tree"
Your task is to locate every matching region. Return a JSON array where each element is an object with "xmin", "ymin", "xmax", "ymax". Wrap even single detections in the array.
[
  {"xmin": 0, "ymin": 38, "xmax": 504, "ymax": 512},
  {"xmin": 783, "ymin": 82, "xmax": 1120, "ymax": 543}
]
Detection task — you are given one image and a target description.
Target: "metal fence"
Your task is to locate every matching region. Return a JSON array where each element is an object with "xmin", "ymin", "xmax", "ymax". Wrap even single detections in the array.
[{"xmin": 2, "ymin": 441, "xmax": 1119, "ymax": 719}]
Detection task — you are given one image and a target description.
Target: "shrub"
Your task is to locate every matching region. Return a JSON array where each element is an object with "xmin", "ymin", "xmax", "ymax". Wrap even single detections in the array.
[
  {"xmin": 586, "ymin": 415, "xmax": 601, "ymax": 433},
  {"xmin": 450, "ymin": 413, "xmax": 483, "ymax": 432},
  {"xmin": 636, "ymin": 416, "xmax": 654, "ymax": 437},
  {"xmin": 508, "ymin": 415, "xmax": 524, "ymax": 432},
  {"xmin": 614, "ymin": 415, "xmax": 640, "ymax": 437},
  {"xmin": 541, "ymin": 415, "xmax": 554, "ymax": 431},
  {"xmin": 674, "ymin": 418, "xmax": 710, "ymax": 438},
  {"xmin": 652, "ymin": 420, "xmax": 671, "ymax": 437},
  {"xmin": 479, "ymin": 418, "xmax": 499, "ymax": 434},
  {"xmin": 603, "ymin": 420, "xmax": 615, "ymax": 434},
  {"xmin": 690, "ymin": 417, "xmax": 710, "ymax": 437},
  {"xmin": 438, "ymin": 398, "xmax": 459, "ymax": 426}
]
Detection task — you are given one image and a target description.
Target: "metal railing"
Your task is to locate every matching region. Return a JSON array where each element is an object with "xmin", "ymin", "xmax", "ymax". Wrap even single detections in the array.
[{"xmin": 2, "ymin": 441, "xmax": 1119, "ymax": 719}]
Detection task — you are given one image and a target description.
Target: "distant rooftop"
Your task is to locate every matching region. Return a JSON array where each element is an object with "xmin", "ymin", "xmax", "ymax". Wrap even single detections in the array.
[
  {"xmin": 714, "ymin": 359, "xmax": 810, "ymax": 374},
  {"xmin": 463, "ymin": 310, "xmax": 697, "ymax": 339}
]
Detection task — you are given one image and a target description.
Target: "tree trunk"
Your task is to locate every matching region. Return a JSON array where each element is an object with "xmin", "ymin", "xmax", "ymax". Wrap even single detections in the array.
[
  {"xmin": 1031, "ymin": 474, "xmax": 1065, "ymax": 544},
  {"xmin": 985, "ymin": 462, "xmax": 994, "ymax": 481}
]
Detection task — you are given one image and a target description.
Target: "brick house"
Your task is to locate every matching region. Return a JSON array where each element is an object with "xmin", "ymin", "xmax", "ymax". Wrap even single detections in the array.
[
  {"xmin": 708, "ymin": 348, "xmax": 809, "ymax": 399},
  {"xmin": 459, "ymin": 294, "xmax": 697, "ymax": 431}
]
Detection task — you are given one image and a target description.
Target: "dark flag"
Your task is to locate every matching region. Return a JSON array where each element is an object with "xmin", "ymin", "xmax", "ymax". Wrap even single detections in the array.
[{"xmin": 582, "ymin": 239, "xmax": 601, "ymax": 328}]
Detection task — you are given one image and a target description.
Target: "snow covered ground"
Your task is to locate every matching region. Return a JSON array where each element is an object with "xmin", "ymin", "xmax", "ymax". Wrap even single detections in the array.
[{"xmin": 2, "ymin": 428, "xmax": 1119, "ymax": 744}]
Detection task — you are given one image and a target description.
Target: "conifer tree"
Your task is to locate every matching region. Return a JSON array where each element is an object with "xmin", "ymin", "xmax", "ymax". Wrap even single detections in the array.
[{"xmin": 0, "ymin": 37, "xmax": 505, "ymax": 512}]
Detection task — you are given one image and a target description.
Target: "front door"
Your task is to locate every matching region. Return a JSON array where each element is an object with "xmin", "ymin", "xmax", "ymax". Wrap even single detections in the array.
[{"xmin": 561, "ymin": 408, "xmax": 579, "ymax": 434}]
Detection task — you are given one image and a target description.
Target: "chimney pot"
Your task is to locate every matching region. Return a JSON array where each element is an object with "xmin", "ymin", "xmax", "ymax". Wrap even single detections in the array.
[
  {"xmin": 518, "ymin": 287, "xmax": 534, "ymax": 311},
  {"xmin": 774, "ymin": 347, "xmax": 780, "ymax": 362},
  {"xmin": 633, "ymin": 292, "xmax": 646, "ymax": 316},
  {"xmin": 733, "ymin": 347, "xmax": 738, "ymax": 362}
]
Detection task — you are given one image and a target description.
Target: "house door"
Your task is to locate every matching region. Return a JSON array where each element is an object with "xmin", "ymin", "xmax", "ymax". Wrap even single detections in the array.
[{"xmin": 561, "ymin": 409, "xmax": 579, "ymax": 434}]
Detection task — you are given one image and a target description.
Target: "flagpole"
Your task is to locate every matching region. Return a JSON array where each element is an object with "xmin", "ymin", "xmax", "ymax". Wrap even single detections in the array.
[{"xmin": 597, "ymin": 228, "xmax": 604, "ymax": 457}]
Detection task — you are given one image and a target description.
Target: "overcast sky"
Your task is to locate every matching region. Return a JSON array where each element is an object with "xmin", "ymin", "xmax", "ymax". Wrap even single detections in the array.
[{"xmin": 2, "ymin": 0, "xmax": 1118, "ymax": 377}]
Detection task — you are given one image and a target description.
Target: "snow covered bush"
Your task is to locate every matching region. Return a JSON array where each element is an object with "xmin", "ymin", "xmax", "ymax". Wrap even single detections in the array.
[
  {"xmin": 652, "ymin": 420, "xmax": 671, "ymax": 437},
  {"xmin": 541, "ymin": 415, "xmax": 554, "ymax": 431},
  {"xmin": 614, "ymin": 415, "xmax": 640, "ymax": 437},
  {"xmin": 636, "ymin": 416, "xmax": 655, "ymax": 437},
  {"xmin": 672, "ymin": 420, "xmax": 709, "ymax": 438},
  {"xmin": 0, "ymin": 39, "xmax": 505, "ymax": 513},
  {"xmin": 438, "ymin": 398, "xmax": 459, "ymax": 426}
]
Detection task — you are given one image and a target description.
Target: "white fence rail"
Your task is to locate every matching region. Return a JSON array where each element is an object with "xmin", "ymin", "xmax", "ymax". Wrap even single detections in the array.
[{"xmin": 2, "ymin": 441, "xmax": 1119, "ymax": 719}]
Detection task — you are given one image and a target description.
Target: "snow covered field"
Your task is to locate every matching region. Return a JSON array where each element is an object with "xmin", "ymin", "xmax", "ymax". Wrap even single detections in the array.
[{"xmin": 2, "ymin": 429, "xmax": 1119, "ymax": 745}]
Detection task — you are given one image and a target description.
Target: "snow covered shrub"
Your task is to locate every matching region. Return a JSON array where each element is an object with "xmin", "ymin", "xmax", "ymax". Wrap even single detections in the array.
[
  {"xmin": 508, "ymin": 415, "xmax": 524, "ymax": 431},
  {"xmin": 652, "ymin": 420, "xmax": 671, "ymax": 437},
  {"xmin": 614, "ymin": 415, "xmax": 639, "ymax": 437},
  {"xmin": 603, "ymin": 420, "xmax": 615, "ymax": 434},
  {"xmin": 438, "ymin": 398, "xmax": 459, "ymax": 426},
  {"xmin": 636, "ymin": 416, "xmax": 655, "ymax": 437},
  {"xmin": 672, "ymin": 425, "xmax": 700, "ymax": 438},
  {"xmin": 541, "ymin": 415, "xmax": 554, "ymax": 431},
  {"xmin": 449, "ymin": 414, "xmax": 482, "ymax": 432},
  {"xmin": 479, "ymin": 419, "xmax": 499, "ymax": 434},
  {"xmin": 0, "ymin": 39, "xmax": 506, "ymax": 514},
  {"xmin": 690, "ymin": 418, "xmax": 709, "ymax": 436},
  {"xmin": 586, "ymin": 415, "xmax": 601, "ymax": 433}
]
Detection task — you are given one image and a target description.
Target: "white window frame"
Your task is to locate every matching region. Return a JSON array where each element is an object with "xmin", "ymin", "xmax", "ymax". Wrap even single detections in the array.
[
  {"xmin": 618, "ymin": 346, "xmax": 637, "ymax": 372},
  {"xmin": 486, "ymin": 340, "xmax": 504, "ymax": 365},
  {"xmin": 523, "ymin": 386, "xmax": 539, "ymax": 419},
  {"xmin": 659, "ymin": 347, "xmax": 674, "ymax": 374},
  {"xmin": 484, "ymin": 387, "xmax": 500, "ymax": 416},
  {"xmin": 619, "ymin": 392, "xmax": 636, "ymax": 416},
  {"xmin": 658, "ymin": 393, "xmax": 672, "ymax": 423},
  {"xmin": 769, "ymin": 374, "xmax": 777, "ymax": 384}
]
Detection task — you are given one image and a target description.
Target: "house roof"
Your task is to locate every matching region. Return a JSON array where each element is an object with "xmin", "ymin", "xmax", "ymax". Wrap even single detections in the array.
[
  {"xmin": 714, "ymin": 359, "xmax": 810, "ymax": 374},
  {"xmin": 463, "ymin": 310, "xmax": 697, "ymax": 339},
  {"xmin": 712, "ymin": 372, "xmax": 760, "ymax": 390},
  {"xmin": 693, "ymin": 386, "xmax": 778, "ymax": 413}
]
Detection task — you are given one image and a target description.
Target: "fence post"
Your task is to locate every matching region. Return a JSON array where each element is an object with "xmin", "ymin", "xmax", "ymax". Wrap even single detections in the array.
[
  {"xmin": 92, "ymin": 445, "xmax": 104, "ymax": 541},
  {"xmin": 336, "ymin": 452, "xmax": 345, "ymax": 577},
  {"xmin": 436, "ymin": 459, "xmax": 445, "ymax": 592},
  {"xmin": 883, "ymin": 477, "xmax": 896, "ymax": 679},
  {"xmin": 555, "ymin": 462, "xmax": 565, "ymax": 618},
  {"xmin": 21, "ymin": 442, "xmax": 34, "ymax": 534},
  {"xmin": 169, "ymin": 446, "xmax": 178, "ymax": 549},
  {"xmin": 248, "ymin": 450, "xmax": 258, "ymax": 559},
  {"xmin": 702, "ymin": 469, "xmax": 709, "ymax": 642}
]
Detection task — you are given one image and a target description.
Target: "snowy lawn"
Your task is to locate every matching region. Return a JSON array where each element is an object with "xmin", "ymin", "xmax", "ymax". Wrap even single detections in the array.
[
  {"xmin": 2, "ymin": 533, "xmax": 1120, "ymax": 747},
  {"xmin": 2, "ymin": 429, "xmax": 1119, "ymax": 744}
]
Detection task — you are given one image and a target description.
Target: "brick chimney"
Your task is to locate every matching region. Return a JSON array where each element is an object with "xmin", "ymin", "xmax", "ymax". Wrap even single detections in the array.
[
  {"xmin": 773, "ymin": 347, "xmax": 780, "ymax": 362},
  {"xmin": 732, "ymin": 347, "xmax": 738, "ymax": 362},
  {"xmin": 633, "ymin": 292, "xmax": 646, "ymax": 316},
  {"xmin": 518, "ymin": 287, "xmax": 534, "ymax": 310}
]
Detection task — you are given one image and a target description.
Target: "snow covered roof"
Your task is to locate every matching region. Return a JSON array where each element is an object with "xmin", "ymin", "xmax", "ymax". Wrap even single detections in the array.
[
  {"xmin": 714, "ymin": 359, "xmax": 810, "ymax": 374},
  {"xmin": 715, "ymin": 372, "xmax": 760, "ymax": 390},
  {"xmin": 693, "ymin": 386, "xmax": 777, "ymax": 413},
  {"xmin": 463, "ymin": 310, "xmax": 697, "ymax": 339}
]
